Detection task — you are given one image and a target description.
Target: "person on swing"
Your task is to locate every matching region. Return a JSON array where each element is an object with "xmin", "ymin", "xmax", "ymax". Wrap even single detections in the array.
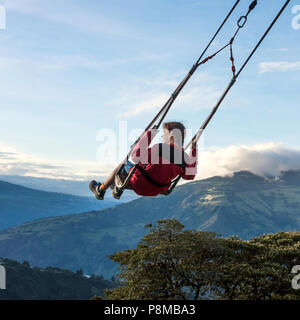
[{"xmin": 89, "ymin": 121, "xmax": 198, "ymax": 200}]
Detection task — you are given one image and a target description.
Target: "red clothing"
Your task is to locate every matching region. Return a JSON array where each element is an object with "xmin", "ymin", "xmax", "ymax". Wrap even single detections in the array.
[{"xmin": 129, "ymin": 130, "xmax": 198, "ymax": 196}]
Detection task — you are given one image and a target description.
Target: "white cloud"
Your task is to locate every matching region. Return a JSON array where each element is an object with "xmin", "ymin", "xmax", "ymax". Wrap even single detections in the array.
[
  {"xmin": 259, "ymin": 61, "xmax": 300, "ymax": 73},
  {"xmin": 51, "ymin": 53, "xmax": 167, "ymax": 70},
  {"xmin": 0, "ymin": 57, "xmax": 23, "ymax": 68},
  {"xmin": 117, "ymin": 72, "xmax": 221, "ymax": 118},
  {"xmin": 264, "ymin": 48, "xmax": 288, "ymax": 52},
  {"xmin": 4, "ymin": 0, "xmax": 132, "ymax": 37},
  {"xmin": 193, "ymin": 142, "xmax": 300, "ymax": 181},
  {"xmin": 1, "ymin": 141, "xmax": 300, "ymax": 183},
  {"xmin": 3, "ymin": 0, "xmax": 38, "ymax": 14},
  {"xmin": 0, "ymin": 52, "xmax": 168, "ymax": 74},
  {"xmin": 0, "ymin": 143, "xmax": 112, "ymax": 181},
  {"xmin": 119, "ymin": 92, "xmax": 170, "ymax": 118}
]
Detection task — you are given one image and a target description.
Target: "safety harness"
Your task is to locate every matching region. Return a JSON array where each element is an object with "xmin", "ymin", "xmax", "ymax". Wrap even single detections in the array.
[{"xmin": 135, "ymin": 143, "xmax": 188, "ymax": 188}]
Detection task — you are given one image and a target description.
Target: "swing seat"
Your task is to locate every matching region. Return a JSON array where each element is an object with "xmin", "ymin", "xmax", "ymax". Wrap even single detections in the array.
[{"xmin": 114, "ymin": 162, "xmax": 182, "ymax": 199}]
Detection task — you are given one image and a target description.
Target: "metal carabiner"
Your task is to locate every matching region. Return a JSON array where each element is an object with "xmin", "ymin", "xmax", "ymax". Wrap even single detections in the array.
[{"xmin": 237, "ymin": 16, "xmax": 247, "ymax": 28}]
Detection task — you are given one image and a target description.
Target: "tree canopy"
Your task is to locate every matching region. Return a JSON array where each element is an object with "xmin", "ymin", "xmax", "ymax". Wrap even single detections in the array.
[{"xmin": 103, "ymin": 219, "xmax": 300, "ymax": 300}]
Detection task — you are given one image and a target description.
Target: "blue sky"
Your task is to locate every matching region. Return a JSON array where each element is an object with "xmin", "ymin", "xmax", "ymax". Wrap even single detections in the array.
[{"xmin": 0, "ymin": 0, "xmax": 299, "ymax": 180}]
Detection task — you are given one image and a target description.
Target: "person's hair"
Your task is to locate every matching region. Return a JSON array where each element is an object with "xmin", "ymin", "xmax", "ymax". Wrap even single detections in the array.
[{"xmin": 163, "ymin": 121, "xmax": 186, "ymax": 146}]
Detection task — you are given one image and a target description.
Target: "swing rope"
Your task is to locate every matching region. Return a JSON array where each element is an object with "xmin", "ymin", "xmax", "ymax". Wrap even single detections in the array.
[
  {"xmin": 187, "ymin": 0, "xmax": 291, "ymax": 151},
  {"xmin": 115, "ymin": 0, "xmax": 291, "ymax": 196},
  {"xmin": 127, "ymin": 0, "xmax": 243, "ymax": 156},
  {"xmin": 154, "ymin": 0, "xmax": 258, "ymax": 131}
]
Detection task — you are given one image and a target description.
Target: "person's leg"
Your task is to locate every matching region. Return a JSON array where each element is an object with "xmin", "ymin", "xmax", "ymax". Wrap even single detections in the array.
[
  {"xmin": 90, "ymin": 161, "xmax": 134, "ymax": 200},
  {"xmin": 104, "ymin": 161, "xmax": 135, "ymax": 189},
  {"xmin": 101, "ymin": 163, "xmax": 123, "ymax": 190},
  {"xmin": 101, "ymin": 161, "xmax": 135, "ymax": 190},
  {"xmin": 89, "ymin": 163, "xmax": 123, "ymax": 200},
  {"xmin": 111, "ymin": 164, "xmax": 134, "ymax": 199}
]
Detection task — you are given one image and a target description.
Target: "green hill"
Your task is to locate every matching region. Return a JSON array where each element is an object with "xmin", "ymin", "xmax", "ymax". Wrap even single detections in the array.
[
  {"xmin": 0, "ymin": 180, "xmax": 117, "ymax": 230},
  {"xmin": 0, "ymin": 258, "xmax": 114, "ymax": 300},
  {"xmin": 0, "ymin": 170, "xmax": 299, "ymax": 279}
]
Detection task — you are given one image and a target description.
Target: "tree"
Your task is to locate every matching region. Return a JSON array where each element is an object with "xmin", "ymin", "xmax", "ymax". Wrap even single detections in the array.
[
  {"xmin": 104, "ymin": 219, "xmax": 300, "ymax": 300},
  {"xmin": 105, "ymin": 219, "xmax": 226, "ymax": 300}
]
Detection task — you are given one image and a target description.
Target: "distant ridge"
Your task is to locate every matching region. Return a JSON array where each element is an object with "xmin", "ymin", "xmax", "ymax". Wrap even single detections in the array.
[
  {"xmin": 0, "ymin": 170, "xmax": 299, "ymax": 278},
  {"xmin": 0, "ymin": 180, "xmax": 117, "ymax": 230},
  {"xmin": 0, "ymin": 174, "xmax": 138, "ymax": 200}
]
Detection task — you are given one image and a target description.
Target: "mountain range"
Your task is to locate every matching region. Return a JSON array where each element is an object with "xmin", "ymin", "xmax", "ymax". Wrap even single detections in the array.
[
  {"xmin": 0, "ymin": 174, "xmax": 138, "ymax": 200},
  {"xmin": 0, "ymin": 170, "xmax": 299, "ymax": 279},
  {"xmin": 0, "ymin": 180, "xmax": 119, "ymax": 230}
]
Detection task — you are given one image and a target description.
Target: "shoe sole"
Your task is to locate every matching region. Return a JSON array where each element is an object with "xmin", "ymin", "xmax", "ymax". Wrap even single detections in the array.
[
  {"xmin": 113, "ymin": 194, "xmax": 121, "ymax": 200},
  {"xmin": 112, "ymin": 189, "xmax": 123, "ymax": 200}
]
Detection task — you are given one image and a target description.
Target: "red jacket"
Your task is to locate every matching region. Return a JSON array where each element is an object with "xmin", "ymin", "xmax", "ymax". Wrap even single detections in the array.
[{"xmin": 129, "ymin": 130, "xmax": 198, "ymax": 196}]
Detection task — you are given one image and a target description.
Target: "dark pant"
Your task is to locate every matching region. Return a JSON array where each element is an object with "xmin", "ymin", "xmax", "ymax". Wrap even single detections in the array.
[{"xmin": 103, "ymin": 161, "xmax": 134, "ymax": 190}]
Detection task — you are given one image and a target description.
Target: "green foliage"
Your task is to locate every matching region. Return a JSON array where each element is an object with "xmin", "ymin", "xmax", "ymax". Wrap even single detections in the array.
[
  {"xmin": 0, "ymin": 258, "xmax": 115, "ymax": 300},
  {"xmin": 105, "ymin": 219, "xmax": 300, "ymax": 300}
]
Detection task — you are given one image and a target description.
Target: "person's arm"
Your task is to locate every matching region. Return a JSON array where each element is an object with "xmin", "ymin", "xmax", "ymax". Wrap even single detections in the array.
[
  {"xmin": 131, "ymin": 129, "xmax": 158, "ymax": 165},
  {"xmin": 182, "ymin": 143, "xmax": 198, "ymax": 180}
]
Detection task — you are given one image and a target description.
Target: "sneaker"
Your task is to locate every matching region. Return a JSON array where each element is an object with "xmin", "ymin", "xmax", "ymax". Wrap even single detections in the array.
[
  {"xmin": 112, "ymin": 186, "xmax": 123, "ymax": 200},
  {"xmin": 89, "ymin": 180, "xmax": 106, "ymax": 200}
]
